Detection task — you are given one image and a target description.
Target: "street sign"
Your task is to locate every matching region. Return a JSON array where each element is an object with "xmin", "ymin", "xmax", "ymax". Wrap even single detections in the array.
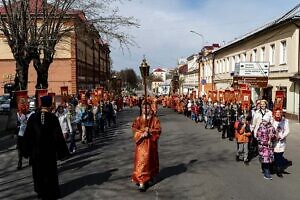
[
  {"xmin": 234, "ymin": 62, "xmax": 269, "ymax": 77},
  {"xmin": 201, "ymin": 79, "xmax": 206, "ymax": 85},
  {"xmin": 233, "ymin": 76, "xmax": 268, "ymax": 88}
]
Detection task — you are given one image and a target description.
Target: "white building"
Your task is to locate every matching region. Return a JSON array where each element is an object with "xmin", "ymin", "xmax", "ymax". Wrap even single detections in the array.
[{"xmin": 182, "ymin": 54, "xmax": 199, "ymax": 96}]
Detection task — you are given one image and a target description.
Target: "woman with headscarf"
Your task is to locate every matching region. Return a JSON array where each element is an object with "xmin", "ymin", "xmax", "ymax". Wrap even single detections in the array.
[
  {"xmin": 252, "ymin": 99, "xmax": 273, "ymax": 138},
  {"xmin": 273, "ymin": 109, "xmax": 289, "ymax": 177},
  {"xmin": 256, "ymin": 113, "xmax": 277, "ymax": 180},
  {"xmin": 131, "ymin": 102, "xmax": 162, "ymax": 191}
]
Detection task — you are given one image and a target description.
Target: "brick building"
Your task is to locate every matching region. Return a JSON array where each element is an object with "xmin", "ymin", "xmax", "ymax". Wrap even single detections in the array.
[{"xmin": 0, "ymin": 3, "xmax": 111, "ymax": 96}]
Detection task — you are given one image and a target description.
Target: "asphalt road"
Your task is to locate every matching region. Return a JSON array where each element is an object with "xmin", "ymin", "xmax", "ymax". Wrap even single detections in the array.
[{"xmin": 0, "ymin": 106, "xmax": 299, "ymax": 200}]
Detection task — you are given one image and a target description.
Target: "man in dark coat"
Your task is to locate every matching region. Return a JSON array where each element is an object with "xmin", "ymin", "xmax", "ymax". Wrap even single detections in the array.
[{"xmin": 23, "ymin": 96, "xmax": 69, "ymax": 200}]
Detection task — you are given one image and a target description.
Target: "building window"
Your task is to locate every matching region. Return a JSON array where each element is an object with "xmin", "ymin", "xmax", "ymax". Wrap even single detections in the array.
[
  {"xmin": 269, "ymin": 44, "xmax": 275, "ymax": 65},
  {"xmin": 231, "ymin": 57, "xmax": 235, "ymax": 72},
  {"xmin": 252, "ymin": 49, "xmax": 257, "ymax": 62},
  {"xmin": 280, "ymin": 41, "xmax": 287, "ymax": 64},
  {"xmin": 226, "ymin": 58, "xmax": 229, "ymax": 72},
  {"xmin": 241, "ymin": 53, "xmax": 246, "ymax": 62},
  {"xmin": 223, "ymin": 59, "xmax": 226, "ymax": 73},
  {"xmin": 235, "ymin": 55, "xmax": 240, "ymax": 64},
  {"xmin": 260, "ymin": 47, "xmax": 265, "ymax": 61}
]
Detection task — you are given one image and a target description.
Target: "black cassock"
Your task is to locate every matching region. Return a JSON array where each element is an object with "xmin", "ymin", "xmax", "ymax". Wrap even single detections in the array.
[{"xmin": 23, "ymin": 111, "xmax": 69, "ymax": 199}]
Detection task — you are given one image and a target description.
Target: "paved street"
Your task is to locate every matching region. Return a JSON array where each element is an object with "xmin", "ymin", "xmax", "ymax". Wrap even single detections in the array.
[{"xmin": 0, "ymin": 106, "xmax": 300, "ymax": 200}]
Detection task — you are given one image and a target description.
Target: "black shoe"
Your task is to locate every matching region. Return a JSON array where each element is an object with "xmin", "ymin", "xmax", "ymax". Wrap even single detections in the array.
[
  {"xmin": 17, "ymin": 162, "xmax": 22, "ymax": 170},
  {"xmin": 148, "ymin": 178, "xmax": 156, "ymax": 186},
  {"xmin": 236, "ymin": 156, "xmax": 240, "ymax": 162},
  {"xmin": 276, "ymin": 172, "xmax": 283, "ymax": 178},
  {"xmin": 244, "ymin": 161, "xmax": 249, "ymax": 166}
]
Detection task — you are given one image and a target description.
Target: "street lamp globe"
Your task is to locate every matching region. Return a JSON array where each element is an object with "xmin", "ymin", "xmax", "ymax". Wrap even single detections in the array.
[{"xmin": 139, "ymin": 57, "xmax": 150, "ymax": 78}]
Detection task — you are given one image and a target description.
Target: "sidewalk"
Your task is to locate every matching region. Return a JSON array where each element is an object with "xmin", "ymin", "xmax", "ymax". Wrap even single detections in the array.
[{"xmin": 0, "ymin": 114, "xmax": 15, "ymax": 152}]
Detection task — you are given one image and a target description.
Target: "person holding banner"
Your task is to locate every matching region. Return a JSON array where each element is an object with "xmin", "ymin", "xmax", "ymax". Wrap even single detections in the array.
[{"xmin": 131, "ymin": 102, "xmax": 162, "ymax": 191}]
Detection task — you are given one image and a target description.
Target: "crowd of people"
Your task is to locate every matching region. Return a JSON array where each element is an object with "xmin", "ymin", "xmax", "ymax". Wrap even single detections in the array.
[
  {"xmin": 14, "ymin": 92, "xmax": 130, "ymax": 199},
  {"xmin": 12, "ymin": 91, "xmax": 294, "ymax": 198},
  {"xmin": 161, "ymin": 95, "xmax": 292, "ymax": 180}
]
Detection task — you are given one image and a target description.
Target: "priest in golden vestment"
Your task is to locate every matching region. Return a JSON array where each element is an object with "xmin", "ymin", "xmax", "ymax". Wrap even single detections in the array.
[{"xmin": 131, "ymin": 103, "xmax": 162, "ymax": 191}]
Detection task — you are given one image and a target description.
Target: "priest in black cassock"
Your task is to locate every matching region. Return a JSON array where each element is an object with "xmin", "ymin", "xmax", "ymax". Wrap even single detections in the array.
[{"xmin": 23, "ymin": 95, "xmax": 69, "ymax": 200}]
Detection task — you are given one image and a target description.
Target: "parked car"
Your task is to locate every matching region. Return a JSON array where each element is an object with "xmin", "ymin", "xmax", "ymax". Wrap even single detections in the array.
[{"xmin": 0, "ymin": 95, "xmax": 11, "ymax": 114}]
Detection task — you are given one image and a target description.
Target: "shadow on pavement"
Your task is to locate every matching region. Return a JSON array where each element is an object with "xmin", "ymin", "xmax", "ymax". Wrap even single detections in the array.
[
  {"xmin": 156, "ymin": 159, "xmax": 197, "ymax": 184},
  {"xmin": 60, "ymin": 168, "xmax": 118, "ymax": 198}
]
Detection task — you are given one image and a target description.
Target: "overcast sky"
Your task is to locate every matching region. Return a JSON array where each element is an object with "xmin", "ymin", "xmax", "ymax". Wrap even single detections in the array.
[{"xmin": 110, "ymin": 0, "xmax": 300, "ymax": 72}]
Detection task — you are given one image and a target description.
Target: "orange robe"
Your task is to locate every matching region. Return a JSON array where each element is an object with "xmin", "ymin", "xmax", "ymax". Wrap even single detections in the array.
[
  {"xmin": 131, "ymin": 116, "xmax": 162, "ymax": 184},
  {"xmin": 151, "ymin": 99, "xmax": 158, "ymax": 115}
]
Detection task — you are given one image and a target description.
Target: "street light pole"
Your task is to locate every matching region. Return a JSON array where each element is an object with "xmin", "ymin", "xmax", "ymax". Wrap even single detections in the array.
[
  {"xmin": 190, "ymin": 30, "xmax": 204, "ymax": 98},
  {"xmin": 139, "ymin": 57, "xmax": 150, "ymax": 120},
  {"xmin": 190, "ymin": 30, "xmax": 204, "ymax": 48}
]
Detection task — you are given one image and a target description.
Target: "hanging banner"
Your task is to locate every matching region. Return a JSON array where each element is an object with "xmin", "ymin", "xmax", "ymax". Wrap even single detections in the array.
[
  {"xmin": 91, "ymin": 91, "xmax": 99, "ymax": 106},
  {"xmin": 224, "ymin": 89, "xmax": 231, "ymax": 103},
  {"xmin": 48, "ymin": 92, "xmax": 56, "ymax": 108},
  {"xmin": 15, "ymin": 90, "xmax": 28, "ymax": 113},
  {"xmin": 241, "ymin": 90, "xmax": 251, "ymax": 110},
  {"xmin": 239, "ymin": 83, "xmax": 248, "ymax": 90},
  {"xmin": 273, "ymin": 90, "xmax": 285, "ymax": 113},
  {"xmin": 208, "ymin": 91, "xmax": 212, "ymax": 101},
  {"xmin": 79, "ymin": 90, "xmax": 87, "ymax": 105},
  {"xmin": 60, "ymin": 86, "xmax": 69, "ymax": 104},
  {"xmin": 211, "ymin": 90, "xmax": 217, "ymax": 103},
  {"xmin": 218, "ymin": 90, "xmax": 224, "ymax": 103},
  {"xmin": 234, "ymin": 89, "xmax": 240, "ymax": 103},
  {"xmin": 192, "ymin": 91, "xmax": 196, "ymax": 99},
  {"xmin": 36, "ymin": 89, "xmax": 48, "ymax": 108},
  {"xmin": 229, "ymin": 90, "xmax": 235, "ymax": 103},
  {"xmin": 103, "ymin": 91, "xmax": 108, "ymax": 101},
  {"xmin": 97, "ymin": 86, "xmax": 104, "ymax": 100}
]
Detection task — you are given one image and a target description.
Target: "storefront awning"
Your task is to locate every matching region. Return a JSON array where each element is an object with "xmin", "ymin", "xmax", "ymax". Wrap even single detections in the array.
[{"xmin": 289, "ymin": 73, "xmax": 300, "ymax": 82}]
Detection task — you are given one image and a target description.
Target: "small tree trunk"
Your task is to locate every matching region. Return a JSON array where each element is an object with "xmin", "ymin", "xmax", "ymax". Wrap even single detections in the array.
[
  {"xmin": 14, "ymin": 60, "xmax": 29, "ymax": 91},
  {"xmin": 33, "ymin": 58, "xmax": 51, "ymax": 89},
  {"xmin": 6, "ymin": 60, "xmax": 29, "ymax": 132}
]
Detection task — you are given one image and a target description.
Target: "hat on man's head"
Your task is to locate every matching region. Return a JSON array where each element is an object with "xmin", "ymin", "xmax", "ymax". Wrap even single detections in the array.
[{"xmin": 41, "ymin": 95, "xmax": 52, "ymax": 107}]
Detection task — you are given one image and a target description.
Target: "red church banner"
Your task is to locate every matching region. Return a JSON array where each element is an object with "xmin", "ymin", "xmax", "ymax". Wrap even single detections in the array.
[
  {"xmin": 224, "ymin": 89, "xmax": 230, "ymax": 103},
  {"xmin": 234, "ymin": 89, "xmax": 240, "ymax": 103},
  {"xmin": 241, "ymin": 90, "xmax": 251, "ymax": 110},
  {"xmin": 97, "ymin": 87, "xmax": 104, "ymax": 100},
  {"xmin": 15, "ymin": 90, "xmax": 28, "ymax": 113},
  {"xmin": 273, "ymin": 90, "xmax": 285, "ymax": 113},
  {"xmin": 79, "ymin": 90, "xmax": 87, "ymax": 105},
  {"xmin": 60, "ymin": 86, "xmax": 69, "ymax": 104},
  {"xmin": 218, "ymin": 90, "xmax": 224, "ymax": 103}
]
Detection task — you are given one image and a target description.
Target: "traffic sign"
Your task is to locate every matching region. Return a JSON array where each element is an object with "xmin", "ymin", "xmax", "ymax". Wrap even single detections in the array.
[{"xmin": 234, "ymin": 62, "xmax": 269, "ymax": 77}]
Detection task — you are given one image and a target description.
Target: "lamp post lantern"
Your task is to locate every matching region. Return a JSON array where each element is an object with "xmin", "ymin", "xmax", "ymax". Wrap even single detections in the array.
[{"xmin": 139, "ymin": 57, "xmax": 150, "ymax": 118}]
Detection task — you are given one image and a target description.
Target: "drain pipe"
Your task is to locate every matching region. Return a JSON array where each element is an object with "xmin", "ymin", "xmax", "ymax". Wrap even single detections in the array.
[{"xmin": 293, "ymin": 22, "xmax": 300, "ymax": 123}]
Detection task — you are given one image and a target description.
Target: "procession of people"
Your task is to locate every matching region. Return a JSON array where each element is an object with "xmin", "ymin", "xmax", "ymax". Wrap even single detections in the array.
[
  {"xmin": 161, "ymin": 88, "xmax": 291, "ymax": 181},
  {"xmin": 11, "ymin": 82, "xmax": 294, "ymax": 200}
]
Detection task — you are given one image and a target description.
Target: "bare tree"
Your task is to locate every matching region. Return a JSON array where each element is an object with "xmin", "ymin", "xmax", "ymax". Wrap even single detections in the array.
[
  {"xmin": 0, "ymin": 0, "xmax": 33, "ymax": 90},
  {"xmin": 0, "ymin": 0, "xmax": 139, "ymax": 90}
]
